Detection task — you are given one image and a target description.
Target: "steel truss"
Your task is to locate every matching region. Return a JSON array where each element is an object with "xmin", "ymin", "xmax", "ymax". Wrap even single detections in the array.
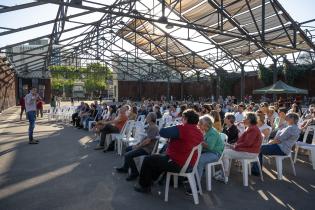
[{"xmin": 0, "ymin": 0, "xmax": 314, "ymax": 84}]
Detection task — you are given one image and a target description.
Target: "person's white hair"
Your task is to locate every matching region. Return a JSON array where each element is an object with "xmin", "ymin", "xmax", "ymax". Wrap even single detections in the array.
[{"xmin": 199, "ymin": 114, "xmax": 214, "ymax": 128}]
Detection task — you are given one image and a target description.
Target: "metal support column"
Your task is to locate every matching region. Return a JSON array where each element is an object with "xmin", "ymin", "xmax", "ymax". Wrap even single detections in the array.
[
  {"xmin": 180, "ymin": 74, "xmax": 184, "ymax": 101},
  {"xmin": 167, "ymin": 76, "xmax": 170, "ymax": 102},
  {"xmin": 240, "ymin": 63, "xmax": 245, "ymax": 102},
  {"xmin": 273, "ymin": 59, "xmax": 277, "ymax": 101}
]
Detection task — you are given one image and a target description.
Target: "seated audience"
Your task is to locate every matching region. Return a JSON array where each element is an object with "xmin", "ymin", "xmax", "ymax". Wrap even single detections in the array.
[
  {"xmin": 71, "ymin": 102, "xmax": 84, "ymax": 126},
  {"xmin": 134, "ymin": 109, "xmax": 203, "ymax": 193},
  {"xmin": 256, "ymin": 110, "xmax": 272, "ymax": 142},
  {"xmin": 128, "ymin": 106, "xmax": 138, "ymax": 120},
  {"xmin": 197, "ymin": 115, "xmax": 224, "ymax": 179},
  {"xmin": 116, "ymin": 112, "xmax": 159, "ymax": 181},
  {"xmin": 222, "ymin": 112, "xmax": 262, "ymax": 182},
  {"xmin": 222, "ymin": 113, "xmax": 239, "ymax": 144},
  {"xmin": 74, "ymin": 103, "xmax": 90, "ymax": 128},
  {"xmin": 82, "ymin": 104, "xmax": 98, "ymax": 129},
  {"xmin": 94, "ymin": 105, "xmax": 129, "ymax": 151},
  {"xmin": 153, "ymin": 105, "xmax": 162, "ymax": 119},
  {"xmin": 210, "ymin": 110, "xmax": 223, "ymax": 132},
  {"xmin": 252, "ymin": 113, "xmax": 300, "ymax": 175}
]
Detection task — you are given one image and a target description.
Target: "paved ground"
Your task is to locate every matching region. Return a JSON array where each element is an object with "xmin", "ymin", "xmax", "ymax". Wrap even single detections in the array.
[{"xmin": 0, "ymin": 104, "xmax": 314, "ymax": 210}]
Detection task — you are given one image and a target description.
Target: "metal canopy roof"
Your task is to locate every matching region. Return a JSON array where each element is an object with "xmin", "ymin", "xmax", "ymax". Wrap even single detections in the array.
[{"xmin": 0, "ymin": 0, "xmax": 314, "ymax": 80}]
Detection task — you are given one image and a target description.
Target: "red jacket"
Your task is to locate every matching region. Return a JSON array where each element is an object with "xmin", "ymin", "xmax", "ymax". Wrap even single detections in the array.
[
  {"xmin": 234, "ymin": 125, "xmax": 262, "ymax": 153},
  {"xmin": 167, "ymin": 124, "xmax": 203, "ymax": 167},
  {"xmin": 19, "ymin": 98, "xmax": 25, "ymax": 108}
]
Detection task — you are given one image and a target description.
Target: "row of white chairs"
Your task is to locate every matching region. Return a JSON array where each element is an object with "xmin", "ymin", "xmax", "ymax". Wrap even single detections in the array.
[{"xmin": 47, "ymin": 106, "xmax": 76, "ymax": 122}]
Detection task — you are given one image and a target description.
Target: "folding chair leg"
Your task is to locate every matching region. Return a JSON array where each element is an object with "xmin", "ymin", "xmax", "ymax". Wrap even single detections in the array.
[
  {"xmin": 187, "ymin": 174, "xmax": 199, "ymax": 205},
  {"xmin": 242, "ymin": 160, "xmax": 249, "ymax": 186},
  {"xmin": 289, "ymin": 157, "xmax": 296, "ymax": 176},
  {"xmin": 164, "ymin": 173, "xmax": 171, "ymax": 202},
  {"xmin": 173, "ymin": 175, "xmax": 178, "ymax": 189},
  {"xmin": 256, "ymin": 157, "xmax": 264, "ymax": 181},
  {"xmin": 294, "ymin": 146, "xmax": 299, "ymax": 163},
  {"xmin": 275, "ymin": 157, "xmax": 283, "ymax": 180},
  {"xmin": 206, "ymin": 164, "xmax": 212, "ymax": 191},
  {"xmin": 311, "ymin": 148, "xmax": 315, "ymax": 170},
  {"xmin": 195, "ymin": 172, "xmax": 203, "ymax": 195},
  {"xmin": 221, "ymin": 163, "xmax": 226, "ymax": 183}
]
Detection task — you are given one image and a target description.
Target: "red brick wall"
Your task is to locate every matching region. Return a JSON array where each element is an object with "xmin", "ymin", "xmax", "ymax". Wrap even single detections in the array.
[
  {"xmin": 0, "ymin": 61, "xmax": 16, "ymax": 111},
  {"xmin": 118, "ymin": 71, "xmax": 315, "ymax": 101},
  {"xmin": 117, "ymin": 80, "xmax": 216, "ymax": 100}
]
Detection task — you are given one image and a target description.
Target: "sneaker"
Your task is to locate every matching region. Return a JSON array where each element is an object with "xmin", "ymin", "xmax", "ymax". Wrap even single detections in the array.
[
  {"xmin": 214, "ymin": 174, "xmax": 226, "ymax": 183},
  {"xmin": 224, "ymin": 177, "xmax": 228, "ymax": 183},
  {"xmin": 29, "ymin": 141, "xmax": 38, "ymax": 144}
]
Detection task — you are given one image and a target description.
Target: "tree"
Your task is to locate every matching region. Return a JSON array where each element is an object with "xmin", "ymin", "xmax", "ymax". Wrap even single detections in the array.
[
  {"xmin": 297, "ymin": 52, "xmax": 314, "ymax": 65},
  {"xmin": 49, "ymin": 63, "xmax": 113, "ymax": 97}
]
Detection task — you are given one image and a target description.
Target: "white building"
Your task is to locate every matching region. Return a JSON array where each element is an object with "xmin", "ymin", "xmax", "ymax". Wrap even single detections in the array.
[{"xmin": 6, "ymin": 39, "xmax": 61, "ymax": 78}]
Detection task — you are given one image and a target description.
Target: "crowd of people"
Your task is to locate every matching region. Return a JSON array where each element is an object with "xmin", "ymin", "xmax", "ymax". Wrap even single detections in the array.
[{"xmin": 66, "ymin": 96, "xmax": 314, "ymax": 196}]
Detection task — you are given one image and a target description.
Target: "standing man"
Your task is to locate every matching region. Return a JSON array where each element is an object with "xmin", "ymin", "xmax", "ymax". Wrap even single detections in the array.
[{"xmin": 25, "ymin": 88, "xmax": 40, "ymax": 144}]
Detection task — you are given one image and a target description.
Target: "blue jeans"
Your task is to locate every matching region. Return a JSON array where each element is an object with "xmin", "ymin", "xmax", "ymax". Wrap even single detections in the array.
[
  {"xmin": 84, "ymin": 117, "xmax": 94, "ymax": 129},
  {"xmin": 252, "ymin": 144, "xmax": 285, "ymax": 173},
  {"xmin": 27, "ymin": 111, "xmax": 36, "ymax": 141},
  {"xmin": 197, "ymin": 151, "xmax": 221, "ymax": 178}
]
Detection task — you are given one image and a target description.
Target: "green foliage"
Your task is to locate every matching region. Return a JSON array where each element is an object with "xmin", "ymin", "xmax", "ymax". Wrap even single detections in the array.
[
  {"xmin": 258, "ymin": 64, "xmax": 275, "ymax": 85},
  {"xmin": 284, "ymin": 62, "xmax": 315, "ymax": 85},
  {"xmin": 216, "ymin": 68, "xmax": 240, "ymax": 96},
  {"xmin": 258, "ymin": 63, "xmax": 314, "ymax": 86},
  {"xmin": 49, "ymin": 63, "xmax": 113, "ymax": 96}
]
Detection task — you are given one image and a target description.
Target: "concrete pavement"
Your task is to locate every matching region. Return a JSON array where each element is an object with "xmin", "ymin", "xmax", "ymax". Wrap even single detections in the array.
[{"xmin": 0, "ymin": 105, "xmax": 314, "ymax": 210}]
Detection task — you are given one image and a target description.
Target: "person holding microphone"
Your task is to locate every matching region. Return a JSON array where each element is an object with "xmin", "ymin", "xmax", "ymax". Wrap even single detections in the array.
[{"xmin": 25, "ymin": 87, "xmax": 40, "ymax": 144}]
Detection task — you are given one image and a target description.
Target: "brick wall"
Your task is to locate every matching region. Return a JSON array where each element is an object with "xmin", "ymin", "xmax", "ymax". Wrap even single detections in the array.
[
  {"xmin": 117, "ymin": 71, "xmax": 315, "ymax": 101},
  {"xmin": 0, "ymin": 58, "xmax": 16, "ymax": 112}
]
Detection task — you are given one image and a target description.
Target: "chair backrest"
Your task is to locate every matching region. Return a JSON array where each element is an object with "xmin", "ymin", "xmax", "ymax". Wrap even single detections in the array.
[
  {"xmin": 174, "ymin": 117, "xmax": 182, "ymax": 123},
  {"xmin": 93, "ymin": 109, "xmax": 102, "ymax": 121},
  {"xmin": 136, "ymin": 115, "xmax": 145, "ymax": 122},
  {"xmin": 179, "ymin": 144, "xmax": 202, "ymax": 174},
  {"xmin": 151, "ymin": 136, "xmax": 160, "ymax": 154},
  {"xmin": 219, "ymin": 133, "xmax": 228, "ymax": 144},
  {"xmin": 121, "ymin": 120, "xmax": 135, "ymax": 137},
  {"xmin": 302, "ymin": 125, "xmax": 315, "ymax": 144},
  {"xmin": 156, "ymin": 118, "xmax": 164, "ymax": 130}
]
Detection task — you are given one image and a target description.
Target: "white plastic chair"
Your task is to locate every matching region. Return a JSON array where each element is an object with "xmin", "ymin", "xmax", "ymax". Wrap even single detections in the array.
[
  {"xmin": 228, "ymin": 156, "xmax": 264, "ymax": 186},
  {"xmin": 267, "ymin": 152, "xmax": 296, "ymax": 180},
  {"xmin": 88, "ymin": 109, "xmax": 106, "ymax": 131},
  {"xmin": 114, "ymin": 120, "xmax": 135, "ymax": 155},
  {"xmin": 156, "ymin": 118, "xmax": 164, "ymax": 130},
  {"xmin": 165, "ymin": 144, "xmax": 203, "ymax": 205},
  {"xmin": 47, "ymin": 107, "xmax": 55, "ymax": 121},
  {"xmin": 205, "ymin": 133, "xmax": 227, "ymax": 191},
  {"xmin": 134, "ymin": 137, "xmax": 160, "ymax": 173},
  {"xmin": 294, "ymin": 125, "xmax": 315, "ymax": 170}
]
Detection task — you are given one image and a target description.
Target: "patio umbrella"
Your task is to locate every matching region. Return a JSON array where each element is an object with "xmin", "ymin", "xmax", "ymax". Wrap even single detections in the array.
[{"xmin": 253, "ymin": 80, "xmax": 308, "ymax": 94}]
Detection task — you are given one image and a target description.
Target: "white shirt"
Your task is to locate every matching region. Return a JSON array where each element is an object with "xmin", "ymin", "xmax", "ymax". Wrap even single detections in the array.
[
  {"xmin": 234, "ymin": 112, "xmax": 244, "ymax": 123},
  {"xmin": 25, "ymin": 92, "xmax": 37, "ymax": 112}
]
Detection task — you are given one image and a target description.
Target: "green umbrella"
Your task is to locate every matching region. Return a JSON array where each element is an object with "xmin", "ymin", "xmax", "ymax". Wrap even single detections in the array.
[{"xmin": 253, "ymin": 80, "xmax": 308, "ymax": 94}]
